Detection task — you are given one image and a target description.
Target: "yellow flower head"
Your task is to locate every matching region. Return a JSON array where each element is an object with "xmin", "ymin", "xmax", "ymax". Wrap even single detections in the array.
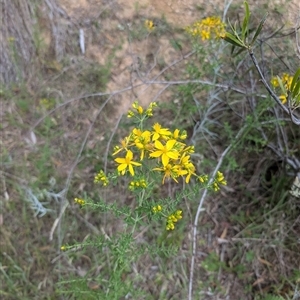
[
  {"xmin": 145, "ymin": 20, "xmax": 155, "ymax": 31},
  {"xmin": 166, "ymin": 210, "xmax": 183, "ymax": 230},
  {"xmin": 115, "ymin": 150, "xmax": 142, "ymax": 176},
  {"xmin": 132, "ymin": 101, "xmax": 144, "ymax": 114},
  {"xmin": 152, "ymin": 205, "xmax": 162, "ymax": 213},
  {"xmin": 150, "ymin": 139, "xmax": 179, "ymax": 166},
  {"xmin": 185, "ymin": 16, "xmax": 226, "ymax": 41},
  {"xmin": 145, "ymin": 102, "xmax": 157, "ymax": 116},
  {"xmin": 270, "ymin": 77, "xmax": 279, "ymax": 88},
  {"xmin": 212, "ymin": 171, "xmax": 227, "ymax": 191},
  {"xmin": 279, "ymin": 94, "xmax": 287, "ymax": 104},
  {"xmin": 153, "ymin": 163, "xmax": 180, "ymax": 184},
  {"xmin": 134, "ymin": 130, "xmax": 151, "ymax": 160},
  {"xmin": 113, "ymin": 136, "xmax": 132, "ymax": 156},
  {"xmin": 152, "ymin": 123, "xmax": 172, "ymax": 141},
  {"xmin": 172, "ymin": 129, "xmax": 187, "ymax": 140},
  {"xmin": 94, "ymin": 170, "xmax": 109, "ymax": 186},
  {"xmin": 129, "ymin": 179, "xmax": 147, "ymax": 191},
  {"xmin": 74, "ymin": 198, "xmax": 85, "ymax": 205}
]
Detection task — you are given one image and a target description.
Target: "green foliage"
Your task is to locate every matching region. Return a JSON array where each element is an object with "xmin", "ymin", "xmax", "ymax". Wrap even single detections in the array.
[{"xmin": 80, "ymin": 62, "xmax": 111, "ymax": 93}]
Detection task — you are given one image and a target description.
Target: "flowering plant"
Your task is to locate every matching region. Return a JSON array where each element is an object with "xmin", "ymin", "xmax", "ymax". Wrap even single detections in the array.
[{"xmin": 69, "ymin": 101, "xmax": 226, "ymax": 235}]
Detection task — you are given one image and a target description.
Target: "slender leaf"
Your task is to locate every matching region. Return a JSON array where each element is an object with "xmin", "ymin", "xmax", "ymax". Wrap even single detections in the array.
[
  {"xmin": 291, "ymin": 67, "xmax": 300, "ymax": 92},
  {"xmin": 292, "ymin": 80, "xmax": 300, "ymax": 99},
  {"xmin": 233, "ymin": 47, "xmax": 247, "ymax": 57},
  {"xmin": 277, "ymin": 76, "xmax": 287, "ymax": 95},
  {"xmin": 223, "ymin": 32, "xmax": 245, "ymax": 48},
  {"xmin": 295, "ymin": 94, "xmax": 300, "ymax": 106},
  {"xmin": 250, "ymin": 12, "xmax": 269, "ymax": 45},
  {"xmin": 242, "ymin": 1, "xmax": 250, "ymax": 41}
]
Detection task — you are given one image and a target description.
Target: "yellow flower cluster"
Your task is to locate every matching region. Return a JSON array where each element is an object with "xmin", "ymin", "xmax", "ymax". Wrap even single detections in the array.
[
  {"xmin": 212, "ymin": 171, "xmax": 227, "ymax": 191},
  {"xmin": 114, "ymin": 103, "xmax": 199, "ymax": 184},
  {"xmin": 270, "ymin": 73, "xmax": 293, "ymax": 104},
  {"xmin": 129, "ymin": 178, "xmax": 147, "ymax": 191},
  {"xmin": 152, "ymin": 205, "xmax": 162, "ymax": 213},
  {"xmin": 185, "ymin": 16, "xmax": 226, "ymax": 41},
  {"xmin": 166, "ymin": 210, "xmax": 182, "ymax": 230},
  {"xmin": 127, "ymin": 101, "xmax": 157, "ymax": 118},
  {"xmin": 152, "ymin": 205, "xmax": 183, "ymax": 230},
  {"xmin": 94, "ymin": 170, "xmax": 109, "ymax": 186},
  {"xmin": 74, "ymin": 198, "xmax": 85, "ymax": 205}
]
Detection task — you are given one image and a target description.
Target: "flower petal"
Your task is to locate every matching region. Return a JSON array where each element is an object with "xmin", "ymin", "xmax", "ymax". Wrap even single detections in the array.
[
  {"xmin": 128, "ymin": 164, "xmax": 134, "ymax": 176},
  {"xmin": 154, "ymin": 140, "xmax": 164, "ymax": 150},
  {"xmin": 115, "ymin": 158, "xmax": 126, "ymax": 163},
  {"xmin": 161, "ymin": 154, "xmax": 170, "ymax": 166},
  {"xmin": 150, "ymin": 150, "xmax": 163, "ymax": 158},
  {"xmin": 117, "ymin": 164, "xmax": 127, "ymax": 172}
]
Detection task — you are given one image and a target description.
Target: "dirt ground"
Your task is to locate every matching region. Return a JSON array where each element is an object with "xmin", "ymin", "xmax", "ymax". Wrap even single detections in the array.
[{"xmin": 55, "ymin": 0, "xmax": 299, "ymax": 117}]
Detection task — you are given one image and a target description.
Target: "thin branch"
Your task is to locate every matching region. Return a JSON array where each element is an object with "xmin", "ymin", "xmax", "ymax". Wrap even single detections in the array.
[
  {"xmin": 248, "ymin": 49, "xmax": 300, "ymax": 125},
  {"xmin": 188, "ymin": 124, "xmax": 247, "ymax": 299},
  {"xmin": 49, "ymin": 95, "xmax": 113, "ymax": 242}
]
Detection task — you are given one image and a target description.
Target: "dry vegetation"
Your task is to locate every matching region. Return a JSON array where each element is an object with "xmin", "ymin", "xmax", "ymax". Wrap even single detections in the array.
[{"xmin": 1, "ymin": 0, "xmax": 300, "ymax": 299}]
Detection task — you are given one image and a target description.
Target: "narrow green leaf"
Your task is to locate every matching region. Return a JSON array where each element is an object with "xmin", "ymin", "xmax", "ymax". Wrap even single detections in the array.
[
  {"xmin": 233, "ymin": 47, "xmax": 247, "ymax": 57},
  {"xmin": 295, "ymin": 94, "xmax": 300, "ymax": 106},
  {"xmin": 244, "ymin": 1, "xmax": 250, "ymax": 21},
  {"xmin": 292, "ymin": 80, "xmax": 300, "ymax": 99},
  {"xmin": 290, "ymin": 67, "xmax": 300, "ymax": 92},
  {"xmin": 250, "ymin": 12, "xmax": 269, "ymax": 45},
  {"xmin": 230, "ymin": 44, "xmax": 236, "ymax": 55},
  {"xmin": 242, "ymin": 1, "xmax": 250, "ymax": 41},
  {"xmin": 277, "ymin": 76, "xmax": 287, "ymax": 95},
  {"xmin": 223, "ymin": 32, "xmax": 245, "ymax": 48}
]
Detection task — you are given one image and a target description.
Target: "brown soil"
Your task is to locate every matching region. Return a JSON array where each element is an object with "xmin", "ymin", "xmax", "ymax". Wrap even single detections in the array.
[{"xmin": 56, "ymin": 0, "xmax": 299, "ymax": 117}]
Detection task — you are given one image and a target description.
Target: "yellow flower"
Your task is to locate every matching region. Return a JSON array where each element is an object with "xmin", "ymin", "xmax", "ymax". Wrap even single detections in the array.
[
  {"xmin": 153, "ymin": 163, "xmax": 180, "ymax": 184},
  {"xmin": 134, "ymin": 130, "xmax": 151, "ymax": 160},
  {"xmin": 282, "ymin": 73, "xmax": 290, "ymax": 84},
  {"xmin": 166, "ymin": 210, "xmax": 183, "ymax": 230},
  {"xmin": 175, "ymin": 210, "xmax": 182, "ymax": 220},
  {"xmin": 129, "ymin": 179, "xmax": 147, "ymax": 191},
  {"xmin": 94, "ymin": 170, "xmax": 109, "ymax": 186},
  {"xmin": 198, "ymin": 175, "xmax": 208, "ymax": 183},
  {"xmin": 212, "ymin": 171, "xmax": 227, "ymax": 191},
  {"xmin": 132, "ymin": 101, "xmax": 144, "ymax": 114},
  {"xmin": 185, "ymin": 16, "xmax": 226, "ymax": 41},
  {"xmin": 201, "ymin": 30, "xmax": 210, "ymax": 40},
  {"xmin": 115, "ymin": 150, "xmax": 142, "ymax": 176},
  {"xmin": 152, "ymin": 123, "xmax": 172, "ymax": 141},
  {"xmin": 166, "ymin": 221, "xmax": 175, "ymax": 230},
  {"xmin": 74, "ymin": 198, "xmax": 85, "ymax": 205},
  {"xmin": 145, "ymin": 20, "xmax": 155, "ymax": 31},
  {"xmin": 178, "ymin": 153, "xmax": 196, "ymax": 183},
  {"xmin": 150, "ymin": 139, "xmax": 179, "ymax": 166},
  {"xmin": 279, "ymin": 94, "xmax": 287, "ymax": 104},
  {"xmin": 172, "ymin": 129, "xmax": 187, "ymax": 140},
  {"xmin": 145, "ymin": 102, "xmax": 157, "ymax": 116},
  {"xmin": 127, "ymin": 110, "xmax": 135, "ymax": 118},
  {"xmin": 216, "ymin": 171, "xmax": 226, "ymax": 185},
  {"xmin": 270, "ymin": 77, "xmax": 279, "ymax": 88},
  {"xmin": 113, "ymin": 136, "xmax": 132, "ymax": 156}
]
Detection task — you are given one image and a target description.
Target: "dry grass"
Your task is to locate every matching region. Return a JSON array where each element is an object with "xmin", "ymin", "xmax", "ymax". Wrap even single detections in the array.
[{"xmin": 1, "ymin": 0, "xmax": 300, "ymax": 299}]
